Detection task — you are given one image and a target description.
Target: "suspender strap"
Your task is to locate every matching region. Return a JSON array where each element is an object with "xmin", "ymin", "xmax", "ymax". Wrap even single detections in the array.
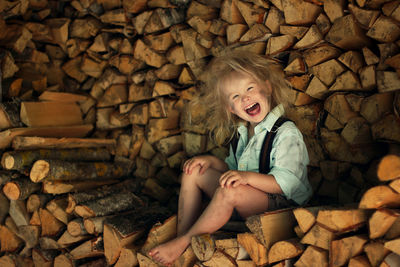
[
  {"xmin": 230, "ymin": 117, "xmax": 291, "ymax": 173},
  {"xmin": 259, "ymin": 117, "xmax": 290, "ymax": 174}
]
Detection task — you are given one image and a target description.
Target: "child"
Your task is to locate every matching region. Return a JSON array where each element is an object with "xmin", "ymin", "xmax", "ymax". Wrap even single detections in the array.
[{"xmin": 148, "ymin": 50, "xmax": 312, "ymax": 266}]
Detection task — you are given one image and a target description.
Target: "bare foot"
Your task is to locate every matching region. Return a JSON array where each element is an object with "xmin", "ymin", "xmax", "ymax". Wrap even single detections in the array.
[{"xmin": 148, "ymin": 236, "xmax": 190, "ymax": 266}]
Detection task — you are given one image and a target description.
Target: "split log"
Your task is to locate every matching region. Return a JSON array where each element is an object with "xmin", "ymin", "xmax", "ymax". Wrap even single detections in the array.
[
  {"xmin": 268, "ymin": 238, "xmax": 304, "ymax": 264},
  {"xmin": 32, "ymin": 248, "xmax": 58, "ymax": 267},
  {"xmin": 57, "ymin": 230, "xmax": 91, "ymax": 248},
  {"xmin": 39, "ymin": 208, "xmax": 65, "ymax": 237},
  {"xmin": 104, "ymin": 207, "xmax": 171, "ymax": 265},
  {"xmin": 359, "ymin": 185, "xmax": 400, "ymax": 209},
  {"xmin": 381, "ymin": 253, "xmax": 400, "ymax": 267},
  {"xmin": 30, "ymin": 159, "xmax": 133, "ymax": 183},
  {"xmin": 348, "ymin": 255, "xmax": 371, "ymax": 267},
  {"xmin": 0, "ymin": 124, "xmax": 94, "ymax": 150},
  {"xmin": 201, "ymin": 250, "xmax": 237, "ymax": 267},
  {"xmin": 20, "ymin": 101, "xmax": 83, "ymax": 127},
  {"xmin": 46, "ymin": 197, "xmax": 73, "ymax": 225},
  {"xmin": 301, "ymin": 224, "xmax": 335, "ymax": 250},
  {"xmin": 0, "ymin": 254, "xmax": 33, "ymax": 267},
  {"xmin": 330, "ymin": 235, "xmax": 368, "ymax": 267},
  {"xmin": 1, "ymin": 147, "xmax": 111, "ymax": 171},
  {"xmin": 18, "ymin": 225, "xmax": 40, "ymax": 249},
  {"xmin": 141, "ymin": 215, "xmax": 177, "ymax": 255},
  {"xmin": 293, "ymin": 206, "xmax": 328, "ymax": 233},
  {"xmin": 364, "ymin": 241, "xmax": 390, "ymax": 267},
  {"xmin": 11, "ymin": 136, "xmax": 116, "ymax": 150},
  {"xmin": 74, "ymin": 191, "xmax": 143, "ymax": 218},
  {"xmin": 0, "ymin": 225, "xmax": 23, "ymax": 252},
  {"xmin": 42, "ymin": 179, "xmax": 119, "ymax": 194},
  {"xmin": 294, "ymin": 245, "xmax": 328, "ymax": 267},
  {"xmin": 368, "ymin": 209, "xmax": 399, "ymax": 239},
  {"xmin": 66, "ymin": 179, "xmax": 141, "ymax": 213},
  {"xmin": 114, "ymin": 244, "xmax": 140, "ymax": 267},
  {"xmin": 69, "ymin": 236, "xmax": 104, "ymax": 260},
  {"xmin": 377, "ymin": 154, "xmax": 400, "ymax": 182},
  {"xmin": 384, "ymin": 238, "xmax": 400, "ymax": 255},
  {"xmin": 26, "ymin": 194, "xmax": 51, "ymax": 213},
  {"xmin": 316, "ymin": 208, "xmax": 370, "ymax": 233},
  {"xmin": 3, "ymin": 178, "xmax": 41, "ymax": 200},
  {"xmin": 237, "ymin": 232, "xmax": 268, "ymax": 266},
  {"xmin": 245, "ymin": 208, "xmax": 296, "ymax": 249},
  {"xmin": 191, "ymin": 232, "xmax": 244, "ymax": 262},
  {"xmin": 9, "ymin": 199, "xmax": 30, "ymax": 227}
]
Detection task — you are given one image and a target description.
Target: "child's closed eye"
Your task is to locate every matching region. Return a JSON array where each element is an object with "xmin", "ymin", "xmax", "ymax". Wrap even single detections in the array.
[
  {"xmin": 232, "ymin": 94, "xmax": 239, "ymax": 100},
  {"xmin": 247, "ymin": 87, "xmax": 253, "ymax": 91}
]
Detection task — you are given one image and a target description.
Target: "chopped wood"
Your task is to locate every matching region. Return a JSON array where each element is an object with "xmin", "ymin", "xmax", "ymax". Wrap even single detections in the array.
[
  {"xmin": 0, "ymin": 124, "xmax": 94, "ymax": 150},
  {"xmin": 39, "ymin": 208, "xmax": 65, "ymax": 237},
  {"xmin": 281, "ymin": 0, "xmax": 322, "ymax": 25},
  {"xmin": 359, "ymin": 185, "xmax": 400, "ymax": 209},
  {"xmin": 191, "ymin": 232, "xmax": 239, "ymax": 261},
  {"xmin": 1, "ymin": 147, "xmax": 111, "ymax": 171},
  {"xmin": 294, "ymin": 245, "xmax": 328, "ymax": 267},
  {"xmin": 12, "ymin": 136, "xmax": 116, "ymax": 151},
  {"xmin": 42, "ymin": 179, "xmax": 119, "ymax": 194},
  {"xmin": 30, "ymin": 159, "xmax": 133, "ymax": 183},
  {"xmin": 0, "ymin": 225, "xmax": 23, "ymax": 252},
  {"xmin": 32, "ymin": 248, "xmax": 58, "ymax": 267},
  {"xmin": 70, "ymin": 236, "xmax": 104, "ymax": 260},
  {"xmin": 74, "ymin": 191, "xmax": 143, "ymax": 218},
  {"xmin": 245, "ymin": 208, "xmax": 296, "ymax": 249},
  {"xmin": 316, "ymin": 208, "xmax": 369, "ymax": 233},
  {"xmin": 114, "ymin": 244, "xmax": 140, "ymax": 267},
  {"xmin": 348, "ymin": 254, "xmax": 371, "ymax": 267},
  {"xmin": 325, "ymin": 15, "xmax": 371, "ymax": 50},
  {"xmin": 237, "ymin": 232, "xmax": 268, "ymax": 266},
  {"xmin": 293, "ymin": 206, "xmax": 327, "ymax": 233},
  {"xmin": 104, "ymin": 207, "xmax": 171, "ymax": 265},
  {"xmin": 384, "ymin": 238, "xmax": 400, "ymax": 255},
  {"xmin": 369, "ymin": 209, "xmax": 399, "ymax": 239},
  {"xmin": 330, "ymin": 235, "xmax": 368, "ymax": 267},
  {"xmin": 268, "ymin": 238, "xmax": 304, "ymax": 264},
  {"xmin": 364, "ymin": 241, "xmax": 390, "ymax": 267},
  {"xmin": 3, "ymin": 178, "xmax": 41, "ymax": 200},
  {"xmin": 9, "ymin": 199, "xmax": 30, "ymax": 227},
  {"xmin": 301, "ymin": 224, "xmax": 335, "ymax": 250}
]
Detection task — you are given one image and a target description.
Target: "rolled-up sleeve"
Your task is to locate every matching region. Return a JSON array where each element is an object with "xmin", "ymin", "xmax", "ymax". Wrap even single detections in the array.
[{"xmin": 268, "ymin": 123, "xmax": 312, "ymax": 205}]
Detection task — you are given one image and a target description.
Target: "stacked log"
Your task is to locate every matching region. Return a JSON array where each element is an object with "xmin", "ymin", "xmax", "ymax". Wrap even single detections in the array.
[{"xmin": 0, "ymin": 0, "xmax": 399, "ymax": 266}]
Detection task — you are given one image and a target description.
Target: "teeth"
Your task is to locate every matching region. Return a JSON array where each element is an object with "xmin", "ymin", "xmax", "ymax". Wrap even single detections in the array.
[{"xmin": 245, "ymin": 103, "xmax": 256, "ymax": 110}]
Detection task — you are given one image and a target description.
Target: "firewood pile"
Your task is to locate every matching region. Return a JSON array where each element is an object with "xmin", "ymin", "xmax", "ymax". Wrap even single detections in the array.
[{"xmin": 0, "ymin": 0, "xmax": 399, "ymax": 266}]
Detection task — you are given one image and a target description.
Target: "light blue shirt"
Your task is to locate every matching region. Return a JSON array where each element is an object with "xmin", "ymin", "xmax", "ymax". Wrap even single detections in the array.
[{"xmin": 225, "ymin": 105, "xmax": 312, "ymax": 205}]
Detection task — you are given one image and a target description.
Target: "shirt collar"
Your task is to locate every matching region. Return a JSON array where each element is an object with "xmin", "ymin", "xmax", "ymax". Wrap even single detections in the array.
[{"xmin": 237, "ymin": 104, "xmax": 284, "ymax": 136}]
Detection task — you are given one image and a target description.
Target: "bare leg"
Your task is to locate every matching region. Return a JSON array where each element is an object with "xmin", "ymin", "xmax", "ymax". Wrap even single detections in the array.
[
  {"xmin": 149, "ymin": 184, "xmax": 270, "ymax": 266},
  {"xmin": 176, "ymin": 166, "xmax": 221, "ymax": 235}
]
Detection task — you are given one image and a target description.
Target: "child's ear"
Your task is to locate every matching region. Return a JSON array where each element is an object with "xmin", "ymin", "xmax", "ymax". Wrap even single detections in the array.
[{"xmin": 265, "ymin": 80, "xmax": 272, "ymax": 95}]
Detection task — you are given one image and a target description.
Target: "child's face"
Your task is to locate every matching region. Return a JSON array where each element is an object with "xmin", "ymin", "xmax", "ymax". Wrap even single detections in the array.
[{"xmin": 222, "ymin": 73, "xmax": 272, "ymax": 127}]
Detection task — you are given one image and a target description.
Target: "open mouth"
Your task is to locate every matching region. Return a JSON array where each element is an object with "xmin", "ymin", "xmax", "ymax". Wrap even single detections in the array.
[{"xmin": 245, "ymin": 103, "xmax": 260, "ymax": 115}]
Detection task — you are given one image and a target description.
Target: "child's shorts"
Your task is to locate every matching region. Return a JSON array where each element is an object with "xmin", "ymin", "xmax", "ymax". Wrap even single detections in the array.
[{"xmin": 267, "ymin": 193, "xmax": 298, "ymax": 211}]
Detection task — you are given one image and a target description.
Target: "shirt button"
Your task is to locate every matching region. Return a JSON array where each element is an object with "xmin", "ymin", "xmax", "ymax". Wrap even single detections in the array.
[{"xmin": 239, "ymin": 164, "xmax": 245, "ymax": 169}]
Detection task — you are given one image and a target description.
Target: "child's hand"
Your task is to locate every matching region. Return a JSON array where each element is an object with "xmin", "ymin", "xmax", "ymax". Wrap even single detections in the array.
[
  {"xmin": 219, "ymin": 170, "xmax": 249, "ymax": 188},
  {"xmin": 182, "ymin": 156, "xmax": 212, "ymax": 175}
]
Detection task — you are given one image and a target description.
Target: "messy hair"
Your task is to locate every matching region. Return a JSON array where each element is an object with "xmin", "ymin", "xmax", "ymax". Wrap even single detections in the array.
[{"xmin": 196, "ymin": 49, "xmax": 293, "ymax": 146}]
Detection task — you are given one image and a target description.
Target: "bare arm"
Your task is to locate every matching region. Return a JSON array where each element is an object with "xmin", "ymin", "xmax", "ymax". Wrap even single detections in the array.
[{"xmin": 219, "ymin": 170, "xmax": 283, "ymax": 194}]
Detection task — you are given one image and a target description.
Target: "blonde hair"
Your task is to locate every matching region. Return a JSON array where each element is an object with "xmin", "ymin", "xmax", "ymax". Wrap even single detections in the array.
[{"xmin": 196, "ymin": 49, "xmax": 293, "ymax": 146}]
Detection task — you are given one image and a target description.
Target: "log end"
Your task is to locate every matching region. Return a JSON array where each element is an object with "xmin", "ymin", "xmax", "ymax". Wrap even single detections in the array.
[
  {"xmin": 2, "ymin": 182, "xmax": 20, "ymax": 200},
  {"xmin": 2, "ymin": 154, "xmax": 14, "ymax": 170},
  {"xmin": 30, "ymin": 160, "xmax": 50, "ymax": 183}
]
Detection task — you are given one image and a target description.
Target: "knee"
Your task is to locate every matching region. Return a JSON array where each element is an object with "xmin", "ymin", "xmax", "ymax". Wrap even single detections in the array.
[
  {"xmin": 214, "ymin": 186, "xmax": 244, "ymax": 206},
  {"xmin": 180, "ymin": 165, "xmax": 202, "ymax": 184}
]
